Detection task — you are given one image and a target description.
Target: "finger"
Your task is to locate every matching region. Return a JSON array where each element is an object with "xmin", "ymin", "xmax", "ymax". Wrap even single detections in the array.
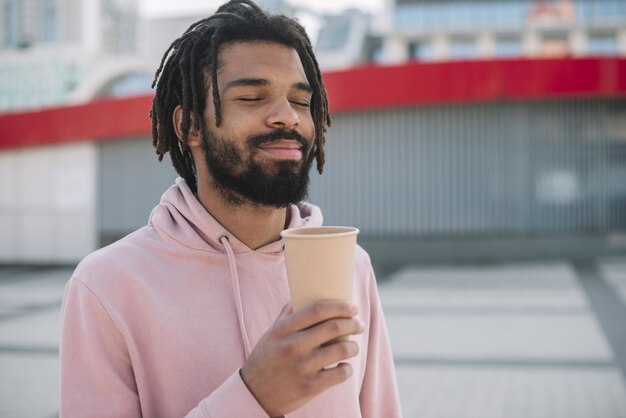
[
  {"xmin": 306, "ymin": 340, "xmax": 360, "ymax": 371},
  {"xmin": 277, "ymin": 302, "xmax": 292, "ymax": 320},
  {"xmin": 271, "ymin": 303, "xmax": 293, "ymax": 332},
  {"xmin": 298, "ymin": 317, "xmax": 364, "ymax": 350},
  {"xmin": 279, "ymin": 301, "xmax": 358, "ymax": 335},
  {"xmin": 313, "ymin": 362, "xmax": 354, "ymax": 391}
]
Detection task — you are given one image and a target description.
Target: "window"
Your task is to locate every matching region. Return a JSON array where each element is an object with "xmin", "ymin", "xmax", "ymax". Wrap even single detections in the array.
[
  {"xmin": 450, "ymin": 38, "xmax": 477, "ymax": 60},
  {"xmin": 3, "ymin": 0, "xmax": 16, "ymax": 48},
  {"xmin": 410, "ymin": 41, "xmax": 435, "ymax": 61},
  {"xmin": 100, "ymin": 73, "xmax": 153, "ymax": 98},
  {"xmin": 364, "ymin": 37, "xmax": 384, "ymax": 64},
  {"xmin": 395, "ymin": 1, "xmax": 530, "ymax": 32},
  {"xmin": 316, "ymin": 16, "xmax": 351, "ymax": 51},
  {"xmin": 42, "ymin": 0, "xmax": 57, "ymax": 42},
  {"xmin": 495, "ymin": 36, "xmax": 522, "ymax": 57},
  {"xmin": 540, "ymin": 33, "xmax": 569, "ymax": 57},
  {"xmin": 587, "ymin": 34, "xmax": 618, "ymax": 56}
]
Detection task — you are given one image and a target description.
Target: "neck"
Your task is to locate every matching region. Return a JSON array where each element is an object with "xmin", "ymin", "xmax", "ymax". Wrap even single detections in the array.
[{"xmin": 196, "ymin": 179, "xmax": 289, "ymax": 250}]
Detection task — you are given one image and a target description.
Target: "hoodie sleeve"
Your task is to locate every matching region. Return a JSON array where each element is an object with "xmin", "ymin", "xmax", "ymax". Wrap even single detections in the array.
[
  {"xmin": 60, "ymin": 278, "xmax": 142, "ymax": 418},
  {"xmin": 60, "ymin": 278, "xmax": 270, "ymax": 418},
  {"xmin": 359, "ymin": 266, "xmax": 403, "ymax": 418},
  {"xmin": 185, "ymin": 371, "xmax": 270, "ymax": 418}
]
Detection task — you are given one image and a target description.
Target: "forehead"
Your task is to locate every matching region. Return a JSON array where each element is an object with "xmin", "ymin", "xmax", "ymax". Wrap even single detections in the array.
[{"xmin": 216, "ymin": 41, "xmax": 308, "ymax": 87}]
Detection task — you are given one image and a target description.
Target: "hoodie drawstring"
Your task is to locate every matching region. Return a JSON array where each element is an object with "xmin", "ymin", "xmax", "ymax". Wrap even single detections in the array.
[{"xmin": 219, "ymin": 235, "xmax": 253, "ymax": 359}]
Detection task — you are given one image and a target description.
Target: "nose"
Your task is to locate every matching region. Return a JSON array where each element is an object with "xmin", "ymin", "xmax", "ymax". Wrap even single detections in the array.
[{"xmin": 266, "ymin": 98, "xmax": 300, "ymax": 129}]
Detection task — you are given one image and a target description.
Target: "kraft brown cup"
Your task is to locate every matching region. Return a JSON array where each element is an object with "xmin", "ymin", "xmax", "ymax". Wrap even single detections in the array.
[{"xmin": 281, "ymin": 226, "xmax": 359, "ymax": 313}]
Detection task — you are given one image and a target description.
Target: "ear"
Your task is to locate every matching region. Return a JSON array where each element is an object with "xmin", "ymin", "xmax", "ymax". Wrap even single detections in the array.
[{"xmin": 172, "ymin": 105, "xmax": 202, "ymax": 147}]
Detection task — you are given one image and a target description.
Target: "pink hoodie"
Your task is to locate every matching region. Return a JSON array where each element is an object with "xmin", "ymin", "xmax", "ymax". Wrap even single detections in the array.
[{"xmin": 60, "ymin": 178, "xmax": 402, "ymax": 417}]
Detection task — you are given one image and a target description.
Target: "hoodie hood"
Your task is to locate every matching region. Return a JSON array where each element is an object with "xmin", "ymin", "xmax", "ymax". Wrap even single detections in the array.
[{"xmin": 148, "ymin": 177, "xmax": 323, "ymax": 255}]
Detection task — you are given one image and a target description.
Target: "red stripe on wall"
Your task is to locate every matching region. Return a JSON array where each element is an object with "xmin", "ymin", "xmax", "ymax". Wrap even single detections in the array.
[
  {"xmin": 323, "ymin": 57, "xmax": 626, "ymax": 110},
  {"xmin": 0, "ymin": 95, "xmax": 153, "ymax": 149},
  {"xmin": 1, "ymin": 58, "xmax": 625, "ymax": 150}
]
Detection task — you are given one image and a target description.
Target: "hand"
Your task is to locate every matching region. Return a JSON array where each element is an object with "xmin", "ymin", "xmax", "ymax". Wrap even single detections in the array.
[{"xmin": 240, "ymin": 301, "xmax": 364, "ymax": 417}]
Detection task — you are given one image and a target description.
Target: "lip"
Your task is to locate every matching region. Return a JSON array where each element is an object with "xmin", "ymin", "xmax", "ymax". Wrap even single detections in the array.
[{"xmin": 258, "ymin": 140, "xmax": 303, "ymax": 160}]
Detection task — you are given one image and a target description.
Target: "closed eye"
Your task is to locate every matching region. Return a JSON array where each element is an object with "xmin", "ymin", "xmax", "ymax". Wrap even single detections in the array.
[
  {"xmin": 237, "ymin": 97, "xmax": 262, "ymax": 102},
  {"xmin": 291, "ymin": 100, "xmax": 310, "ymax": 107}
]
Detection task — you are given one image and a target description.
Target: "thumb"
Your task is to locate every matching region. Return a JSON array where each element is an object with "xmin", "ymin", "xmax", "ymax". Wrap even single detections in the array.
[{"xmin": 276, "ymin": 302, "xmax": 292, "ymax": 320}]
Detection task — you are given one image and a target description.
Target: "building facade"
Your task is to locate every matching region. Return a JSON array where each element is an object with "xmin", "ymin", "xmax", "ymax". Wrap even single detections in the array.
[
  {"xmin": 0, "ymin": 0, "xmax": 139, "ymax": 112},
  {"xmin": 1, "ymin": 58, "xmax": 625, "ymax": 265},
  {"xmin": 314, "ymin": 0, "xmax": 626, "ymax": 67},
  {"xmin": 1, "ymin": 1, "xmax": 625, "ymax": 265}
]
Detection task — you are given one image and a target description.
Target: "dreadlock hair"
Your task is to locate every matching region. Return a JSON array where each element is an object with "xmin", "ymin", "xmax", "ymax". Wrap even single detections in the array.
[{"xmin": 150, "ymin": 0, "xmax": 331, "ymax": 194}]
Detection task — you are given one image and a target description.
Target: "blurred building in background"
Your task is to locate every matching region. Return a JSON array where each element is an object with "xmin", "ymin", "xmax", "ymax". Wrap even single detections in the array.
[
  {"xmin": 314, "ymin": 0, "xmax": 626, "ymax": 69},
  {"xmin": 0, "ymin": 0, "xmax": 145, "ymax": 111},
  {"xmin": 0, "ymin": 0, "xmax": 625, "ymax": 266},
  {"xmin": 381, "ymin": 0, "xmax": 626, "ymax": 62}
]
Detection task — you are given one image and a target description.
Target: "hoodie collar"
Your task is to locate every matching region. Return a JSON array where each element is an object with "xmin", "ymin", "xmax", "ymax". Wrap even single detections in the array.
[{"xmin": 149, "ymin": 177, "xmax": 323, "ymax": 254}]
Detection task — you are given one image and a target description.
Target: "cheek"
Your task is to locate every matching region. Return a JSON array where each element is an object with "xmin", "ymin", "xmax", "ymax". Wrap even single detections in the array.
[
  {"xmin": 211, "ymin": 114, "xmax": 249, "ymax": 142},
  {"xmin": 301, "ymin": 112, "xmax": 315, "ymax": 139},
  {"xmin": 219, "ymin": 110, "xmax": 261, "ymax": 139}
]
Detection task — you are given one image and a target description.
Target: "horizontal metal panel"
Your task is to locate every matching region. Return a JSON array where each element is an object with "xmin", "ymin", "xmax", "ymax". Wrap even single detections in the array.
[
  {"xmin": 309, "ymin": 99, "xmax": 626, "ymax": 237},
  {"xmin": 99, "ymin": 137, "xmax": 178, "ymax": 240}
]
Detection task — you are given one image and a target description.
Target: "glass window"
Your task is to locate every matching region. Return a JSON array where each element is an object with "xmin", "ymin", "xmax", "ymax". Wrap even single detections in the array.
[
  {"xmin": 450, "ymin": 38, "xmax": 477, "ymax": 60},
  {"xmin": 422, "ymin": 4, "xmax": 435, "ymax": 30},
  {"xmin": 42, "ymin": 0, "xmax": 57, "ymax": 42},
  {"xmin": 316, "ymin": 16, "xmax": 350, "ymax": 51},
  {"xmin": 495, "ymin": 37, "xmax": 522, "ymax": 57},
  {"xmin": 370, "ymin": 45, "xmax": 385, "ymax": 63},
  {"xmin": 540, "ymin": 33, "xmax": 569, "ymax": 57},
  {"xmin": 451, "ymin": 3, "xmax": 473, "ymax": 30},
  {"xmin": 575, "ymin": 0, "xmax": 591, "ymax": 23},
  {"xmin": 101, "ymin": 73, "xmax": 153, "ymax": 98},
  {"xmin": 589, "ymin": 0, "xmax": 626, "ymax": 19},
  {"xmin": 3, "ymin": 0, "xmax": 16, "ymax": 48},
  {"xmin": 364, "ymin": 37, "xmax": 384, "ymax": 63},
  {"xmin": 575, "ymin": 0, "xmax": 626, "ymax": 22},
  {"xmin": 474, "ymin": 2, "xmax": 491, "ymax": 28},
  {"xmin": 410, "ymin": 41, "xmax": 435, "ymax": 61},
  {"xmin": 587, "ymin": 34, "xmax": 618, "ymax": 55},
  {"xmin": 395, "ymin": 0, "xmax": 532, "ymax": 32}
]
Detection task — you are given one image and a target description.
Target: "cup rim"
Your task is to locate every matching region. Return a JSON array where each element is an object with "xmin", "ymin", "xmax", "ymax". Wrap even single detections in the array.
[{"xmin": 281, "ymin": 226, "xmax": 359, "ymax": 239}]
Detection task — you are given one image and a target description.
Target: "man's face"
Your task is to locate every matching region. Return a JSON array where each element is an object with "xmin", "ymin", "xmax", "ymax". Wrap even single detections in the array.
[{"xmin": 201, "ymin": 41, "xmax": 316, "ymax": 207}]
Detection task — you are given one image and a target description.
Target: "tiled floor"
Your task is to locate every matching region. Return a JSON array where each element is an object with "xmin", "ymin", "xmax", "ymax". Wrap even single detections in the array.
[
  {"xmin": 0, "ymin": 267, "xmax": 67, "ymax": 418},
  {"xmin": 1, "ymin": 259, "xmax": 625, "ymax": 418},
  {"xmin": 380, "ymin": 260, "xmax": 626, "ymax": 418}
]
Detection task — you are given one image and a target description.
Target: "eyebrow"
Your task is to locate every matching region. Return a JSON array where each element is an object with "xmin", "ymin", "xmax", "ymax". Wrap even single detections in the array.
[
  {"xmin": 223, "ymin": 78, "xmax": 312, "ymax": 94},
  {"xmin": 293, "ymin": 82, "xmax": 313, "ymax": 93}
]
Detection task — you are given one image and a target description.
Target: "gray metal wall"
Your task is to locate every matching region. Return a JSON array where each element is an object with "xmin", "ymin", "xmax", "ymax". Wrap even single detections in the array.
[
  {"xmin": 99, "ymin": 137, "xmax": 178, "ymax": 244},
  {"xmin": 98, "ymin": 99, "xmax": 626, "ymax": 245},
  {"xmin": 308, "ymin": 99, "xmax": 626, "ymax": 237}
]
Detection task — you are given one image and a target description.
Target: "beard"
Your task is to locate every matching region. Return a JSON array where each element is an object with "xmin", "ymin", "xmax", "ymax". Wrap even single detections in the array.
[{"xmin": 201, "ymin": 126, "xmax": 314, "ymax": 208}]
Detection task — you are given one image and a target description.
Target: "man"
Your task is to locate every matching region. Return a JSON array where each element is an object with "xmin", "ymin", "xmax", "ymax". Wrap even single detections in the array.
[{"xmin": 59, "ymin": 1, "xmax": 401, "ymax": 417}]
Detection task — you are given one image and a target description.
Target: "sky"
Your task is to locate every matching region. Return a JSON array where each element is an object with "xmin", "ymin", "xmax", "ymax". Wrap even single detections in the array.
[{"xmin": 139, "ymin": 0, "xmax": 384, "ymax": 17}]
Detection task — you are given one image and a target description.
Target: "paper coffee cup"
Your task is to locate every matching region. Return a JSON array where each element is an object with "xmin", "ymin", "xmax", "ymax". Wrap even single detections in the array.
[{"xmin": 281, "ymin": 226, "xmax": 359, "ymax": 312}]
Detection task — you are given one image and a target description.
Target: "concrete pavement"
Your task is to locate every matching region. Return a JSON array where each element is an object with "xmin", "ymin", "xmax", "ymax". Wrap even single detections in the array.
[
  {"xmin": 1, "ymin": 259, "xmax": 625, "ymax": 417},
  {"xmin": 381, "ymin": 259, "xmax": 626, "ymax": 418},
  {"xmin": 0, "ymin": 267, "xmax": 67, "ymax": 418}
]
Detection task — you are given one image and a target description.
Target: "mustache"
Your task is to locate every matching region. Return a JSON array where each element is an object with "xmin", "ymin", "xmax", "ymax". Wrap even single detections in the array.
[{"xmin": 248, "ymin": 129, "xmax": 311, "ymax": 150}]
